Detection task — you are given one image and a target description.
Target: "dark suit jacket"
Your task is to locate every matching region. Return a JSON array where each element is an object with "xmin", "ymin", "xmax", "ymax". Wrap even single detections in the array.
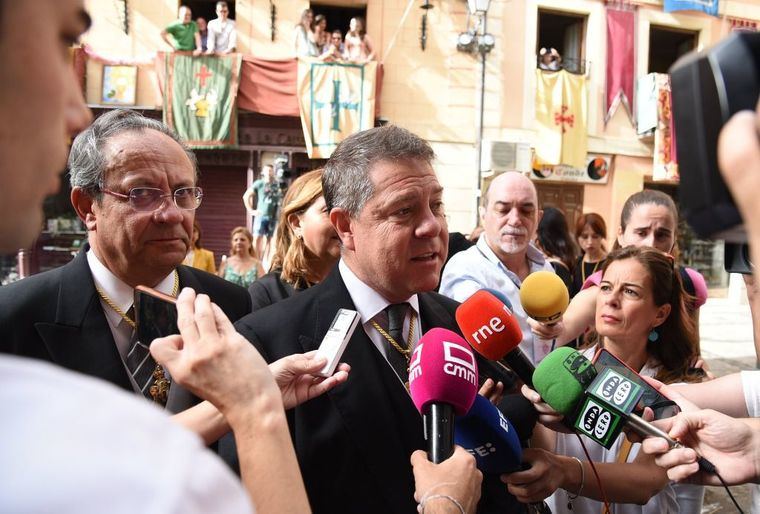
[
  {"xmin": 248, "ymin": 270, "xmax": 299, "ymax": 311},
  {"xmin": 0, "ymin": 247, "xmax": 252, "ymax": 413},
  {"xmin": 235, "ymin": 267, "xmax": 525, "ymax": 514}
]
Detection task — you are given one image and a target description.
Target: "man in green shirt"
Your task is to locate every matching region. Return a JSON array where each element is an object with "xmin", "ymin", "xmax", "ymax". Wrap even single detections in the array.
[{"xmin": 161, "ymin": 5, "xmax": 202, "ymax": 55}]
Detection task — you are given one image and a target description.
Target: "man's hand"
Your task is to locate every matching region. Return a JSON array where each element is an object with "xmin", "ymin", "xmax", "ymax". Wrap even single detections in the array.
[
  {"xmin": 521, "ymin": 384, "xmax": 572, "ymax": 434},
  {"xmin": 500, "ymin": 448, "xmax": 565, "ymax": 504},
  {"xmin": 478, "ymin": 378, "xmax": 504, "ymax": 406},
  {"xmin": 269, "ymin": 351, "xmax": 350, "ymax": 410},
  {"xmin": 151, "ymin": 288, "xmax": 280, "ymax": 418},
  {"xmin": 192, "ymin": 48, "xmax": 202, "ymax": 56},
  {"xmin": 411, "ymin": 447, "xmax": 482, "ymax": 514}
]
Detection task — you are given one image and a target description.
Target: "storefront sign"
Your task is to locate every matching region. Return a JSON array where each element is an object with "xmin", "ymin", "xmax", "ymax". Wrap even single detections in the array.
[{"xmin": 531, "ymin": 154, "xmax": 611, "ymax": 184}]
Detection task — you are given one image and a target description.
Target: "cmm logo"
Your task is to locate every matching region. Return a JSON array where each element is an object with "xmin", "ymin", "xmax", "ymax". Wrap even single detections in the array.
[{"xmin": 443, "ymin": 341, "xmax": 478, "ymax": 386}]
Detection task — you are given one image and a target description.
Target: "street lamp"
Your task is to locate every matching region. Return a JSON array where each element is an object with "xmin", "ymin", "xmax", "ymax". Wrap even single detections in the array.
[{"xmin": 457, "ymin": 0, "xmax": 495, "ymax": 225}]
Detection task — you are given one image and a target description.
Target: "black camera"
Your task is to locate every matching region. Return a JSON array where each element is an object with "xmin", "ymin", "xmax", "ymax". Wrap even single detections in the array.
[{"xmin": 670, "ymin": 32, "xmax": 760, "ymax": 272}]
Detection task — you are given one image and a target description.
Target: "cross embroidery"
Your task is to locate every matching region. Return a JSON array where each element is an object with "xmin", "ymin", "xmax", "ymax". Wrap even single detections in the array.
[
  {"xmin": 315, "ymin": 77, "xmax": 359, "ymax": 132},
  {"xmin": 195, "ymin": 65, "xmax": 213, "ymax": 88},
  {"xmin": 554, "ymin": 105, "xmax": 574, "ymax": 133}
]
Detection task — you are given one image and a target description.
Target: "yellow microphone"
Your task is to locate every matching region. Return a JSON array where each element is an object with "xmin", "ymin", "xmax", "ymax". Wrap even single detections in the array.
[{"xmin": 519, "ymin": 270, "xmax": 569, "ymax": 323}]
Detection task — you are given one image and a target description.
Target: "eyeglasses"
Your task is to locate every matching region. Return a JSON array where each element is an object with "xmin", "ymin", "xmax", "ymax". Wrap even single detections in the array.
[{"xmin": 102, "ymin": 187, "xmax": 203, "ymax": 212}]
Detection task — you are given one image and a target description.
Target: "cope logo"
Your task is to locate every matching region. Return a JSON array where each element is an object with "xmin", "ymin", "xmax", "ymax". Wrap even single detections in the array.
[
  {"xmin": 581, "ymin": 401, "xmax": 613, "ymax": 439},
  {"xmin": 408, "ymin": 344, "xmax": 423, "ymax": 383},
  {"xmin": 599, "ymin": 371, "xmax": 633, "ymax": 406},
  {"xmin": 443, "ymin": 341, "xmax": 478, "ymax": 386}
]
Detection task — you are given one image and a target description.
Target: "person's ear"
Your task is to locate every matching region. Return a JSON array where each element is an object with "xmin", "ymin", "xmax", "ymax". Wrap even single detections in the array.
[
  {"xmin": 71, "ymin": 187, "xmax": 97, "ymax": 231},
  {"xmin": 616, "ymin": 226, "xmax": 625, "ymax": 247},
  {"xmin": 288, "ymin": 212, "xmax": 303, "ymax": 239},
  {"xmin": 652, "ymin": 303, "xmax": 672, "ymax": 328},
  {"xmin": 330, "ymin": 208, "xmax": 355, "ymax": 251}
]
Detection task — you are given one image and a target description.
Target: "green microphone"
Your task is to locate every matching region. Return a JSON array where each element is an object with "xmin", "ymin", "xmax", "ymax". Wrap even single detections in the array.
[
  {"xmin": 532, "ymin": 347, "xmax": 598, "ymax": 416},
  {"xmin": 532, "ymin": 347, "xmax": 629, "ymax": 448}
]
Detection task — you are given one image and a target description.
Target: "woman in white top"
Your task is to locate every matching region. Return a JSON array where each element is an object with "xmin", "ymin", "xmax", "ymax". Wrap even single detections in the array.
[
  {"xmin": 344, "ymin": 17, "xmax": 375, "ymax": 63},
  {"xmin": 294, "ymin": 8, "xmax": 319, "ymax": 57},
  {"xmin": 508, "ymin": 246, "xmax": 705, "ymax": 514}
]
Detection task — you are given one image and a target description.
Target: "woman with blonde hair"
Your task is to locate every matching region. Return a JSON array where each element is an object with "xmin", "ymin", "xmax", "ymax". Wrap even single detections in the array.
[
  {"xmin": 249, "ymin": 169, "xmax": 340, "ymax": 310},
  {"xmin": 218, "ymin": 226, "xmax": 263, "ymax": 288}
]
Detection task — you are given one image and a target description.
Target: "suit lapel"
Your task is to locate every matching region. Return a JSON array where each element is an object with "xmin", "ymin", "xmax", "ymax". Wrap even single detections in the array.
[
  {"xmin": 302, "ymin": 269, "xmax": 424, "ymax": 512},
  {"xmin": 34, "ymin": 249, "xmax": 132, "ymax": 390}
]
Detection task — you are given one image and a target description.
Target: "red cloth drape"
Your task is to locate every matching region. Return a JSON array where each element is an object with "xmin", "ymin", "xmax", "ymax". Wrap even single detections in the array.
[
  {"xmin": 605, "ymin": 8, "xmax": 635, "ymax": 123},
  {"xmin": 238, "ymin": 56, "xmax": 299, "ymax": 116}
]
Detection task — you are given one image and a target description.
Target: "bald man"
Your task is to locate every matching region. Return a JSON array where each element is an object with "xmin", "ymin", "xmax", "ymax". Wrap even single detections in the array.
[{"xmin": 439, "ymin": 172, "xmax": 555, "ymax": 363}]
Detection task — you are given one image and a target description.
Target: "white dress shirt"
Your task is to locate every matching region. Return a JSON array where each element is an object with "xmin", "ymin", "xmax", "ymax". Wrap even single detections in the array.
[
  {"xmin": 439, "ymin": 235, "xmax": 554, "ymax": 363},
  {"xmin": 207, "ymin": 18, "xmax": 236, "ymax": 53},
  {"xmin": 338, "ymin": 260, "xmax": 421, "ymax": 383},
  {"xmin": 86, "ymin": 249, "xmax": 175, "ymax": 378}
]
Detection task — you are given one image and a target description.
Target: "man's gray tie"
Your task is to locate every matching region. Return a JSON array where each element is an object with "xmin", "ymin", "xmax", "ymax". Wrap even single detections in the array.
[
  {"xmin": 384, "ymin": 303, "xmax": 410, "ymax": 382},
  {"xmin": 124, "ymin": 306, "xmax": 159, "ymax": 402}
]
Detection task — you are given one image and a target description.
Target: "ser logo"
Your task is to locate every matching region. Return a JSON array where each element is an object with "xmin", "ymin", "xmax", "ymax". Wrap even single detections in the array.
[
  {"xmin": 443, "ymin": 341, "xmax": 477, "ymax": 386},
  {"xmin": 581, "ymin": 401, "xmax": 614, "ymax": 439}
]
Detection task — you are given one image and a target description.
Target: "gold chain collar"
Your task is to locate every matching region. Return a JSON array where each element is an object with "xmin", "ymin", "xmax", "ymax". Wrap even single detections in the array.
[
  {"xmin": 95, "ymin": 271, "xmax": 180, "ymax": 329},
  {"xmin": 370, "ymin": 309, "xmax": 417, "ymax": 359}
]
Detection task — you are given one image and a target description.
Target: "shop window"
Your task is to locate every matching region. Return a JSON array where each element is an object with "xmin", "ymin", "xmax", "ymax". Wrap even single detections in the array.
[
  {"xmin": 536, "ymin": 10, "xmax": 587, "ymax": 74},
  {"xmin": 648, "ymin": 26, "xmax": 697, "ymax": 74}
]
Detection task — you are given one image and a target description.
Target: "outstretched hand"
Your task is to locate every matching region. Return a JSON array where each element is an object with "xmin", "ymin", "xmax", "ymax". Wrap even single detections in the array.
[
  {"xmin": 269, "ymin": 351, "xmax": 350, "ymax": 410},
  {"xmin": 151, "ymin": 288, "xmax": 280, "ymax": 417}
]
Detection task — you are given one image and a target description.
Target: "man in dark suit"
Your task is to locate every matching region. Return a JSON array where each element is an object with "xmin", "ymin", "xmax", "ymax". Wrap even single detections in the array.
[
  {"xmin": 236, "ymin": 125, "xmax": 527, "ymax": 513},
  {"xmin": 0, "ymin": 109, "xmax": 251, "ymax": 419}
]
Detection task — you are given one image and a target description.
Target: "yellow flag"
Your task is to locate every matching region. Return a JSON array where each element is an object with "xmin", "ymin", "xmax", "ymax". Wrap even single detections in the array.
[
  {"xmin": 534, "ymin": 69, "xmax": 587, "ymax": 170},
  {"xmin": 297, "ymin": 59, "xmax": 377, "ymax": 158}
]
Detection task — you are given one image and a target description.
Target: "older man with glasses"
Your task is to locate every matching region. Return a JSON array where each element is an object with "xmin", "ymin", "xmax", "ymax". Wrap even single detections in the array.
[{"xmin": 0, "ymin": 108, "xmax": 252, "ymax": 426}]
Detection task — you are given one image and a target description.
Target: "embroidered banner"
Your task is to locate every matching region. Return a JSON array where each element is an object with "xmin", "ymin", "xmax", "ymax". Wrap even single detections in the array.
[
  {"xmin": 663, "ymin": 0, "xmax": 719, "ymax": 17},
  {"xmin": 297, "ymin": 60, "xmax": 377, "ymax": 158},
  {"xmin": 534, "ymin": 69, "xmax": 588, "ymax": 170},
  {"xmin": 652, "ymin": 74, "xmax": 678, "ymax": 181},
  {"xmin": 605, "ymin": 7, "xmax": 635, "ymax": 124},
  {"xmin": 164, "ymin": 53, "xmax": 242, "ymax": 148}
]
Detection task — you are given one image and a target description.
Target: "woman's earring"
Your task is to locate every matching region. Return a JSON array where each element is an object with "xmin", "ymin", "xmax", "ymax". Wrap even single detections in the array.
[{"xmin": 648, "ymin": 328, "xmax": 660, "ymax": 343}]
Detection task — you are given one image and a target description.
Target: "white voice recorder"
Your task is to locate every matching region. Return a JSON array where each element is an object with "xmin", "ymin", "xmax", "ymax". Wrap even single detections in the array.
[{"xmin": 315, "ymin": 308, "xmax": 361, "ymax": 377}]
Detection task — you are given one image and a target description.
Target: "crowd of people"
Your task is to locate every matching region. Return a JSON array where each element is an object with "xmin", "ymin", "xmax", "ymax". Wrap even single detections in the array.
[
  {"xmin": 159, "ymin": 3, "xmax": 376, "ymax": 64},
  {"xmin": 5, "ymin": 1, "xmax": 760, "ymax": 513}
]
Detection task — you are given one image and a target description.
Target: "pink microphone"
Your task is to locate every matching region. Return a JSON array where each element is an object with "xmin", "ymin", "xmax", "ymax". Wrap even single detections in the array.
[{"xmin": 409, "ymin": 328, "xmax": 479, "ymax": 463}]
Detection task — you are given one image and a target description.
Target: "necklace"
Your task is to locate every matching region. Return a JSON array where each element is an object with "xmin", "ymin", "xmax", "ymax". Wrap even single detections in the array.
[
  {"xmin": 581, "ymin": 259, "xmax": 601, "ymax": 284},
  {"xmin": 95, "ymin": 271, "xmax": 180, "ymax": 329},
  {"xmin": 370, "ymin": 311, "xmax": 417, "ymax": 359},
  {"xmin": 96, "ymin": 271, "xmax": 179, "ymax": 405}
]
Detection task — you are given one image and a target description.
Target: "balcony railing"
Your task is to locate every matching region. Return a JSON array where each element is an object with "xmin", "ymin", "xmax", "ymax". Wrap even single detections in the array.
[{"xmin": 536, "ymin": 55, "xmax": 588, "ymax": 75}]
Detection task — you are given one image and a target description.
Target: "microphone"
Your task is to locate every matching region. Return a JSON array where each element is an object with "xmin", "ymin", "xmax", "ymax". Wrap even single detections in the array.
[
  {"xmin": 533, "ymin": 349, "xmax": 716, "ymax": 474},
  {"xmin": 456, "ymin": 395, "xmax": 554, "ymax": 514},
  {"xmin": 519, "ymin": 271, "xmax": 570, "ymax": 361},
  {"xmin": 455, "ymin": 289, "xmax": 536, "ymax": 388},
  {"xmin": 409, "ymin": 328, "xmax": 479, "ymax": 463},
  {"xmin": 455, "ymin": 394, "xmax": 522, "ymax": 474}
]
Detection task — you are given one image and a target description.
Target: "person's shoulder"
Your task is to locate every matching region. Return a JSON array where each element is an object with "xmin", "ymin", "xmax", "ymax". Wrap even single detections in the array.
[
  {"xmin": 0, "ymin": 355, "xmax": 252, "ymax": 513},
  {"xmin": 0, "ymin": 261, "xmax": 72, "ymax": 313},
  {"xmin": 165, "ymin": 20, "xmax": 182, "ymax": 31},
  {"xmin": 237, "ymin": 278, "xmax": 320, "ymax": 335},
  {"xmin": 422, "ymin": 290, "xmax": 461, "ymax": 312},
  {"xmin": 182, "ymin": 266, "xmax": 251, "ymax": 318}
]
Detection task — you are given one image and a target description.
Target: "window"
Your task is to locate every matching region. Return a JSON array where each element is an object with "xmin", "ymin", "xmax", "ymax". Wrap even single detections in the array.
[
  {"xmin": 537, "ymin": 10, "xmax": 587, "ymax": 74},
  {"xmin": 648, "ymin": 26, "xmax": 697, "ymax": 74},
  {"xmin": 310, "ymin": 4, "xmax": 367, "ymax": 39}
]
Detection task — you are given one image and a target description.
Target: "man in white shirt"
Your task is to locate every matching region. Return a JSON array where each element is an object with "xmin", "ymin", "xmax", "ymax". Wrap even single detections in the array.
[
  {"xmin": 206, "ymin": 1, "xmax": 236, "ymax": 54},
  {"xmin": 439, "ymin": 172, "xmax": 554, "ymax": 363}
]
